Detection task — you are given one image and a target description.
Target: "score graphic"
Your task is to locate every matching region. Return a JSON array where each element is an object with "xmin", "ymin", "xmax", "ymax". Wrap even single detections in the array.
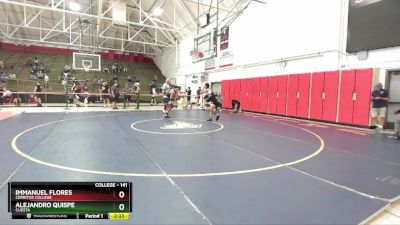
[{"xmin": 8, "ymin": 182, "xmax": 132, "ymax": 220}]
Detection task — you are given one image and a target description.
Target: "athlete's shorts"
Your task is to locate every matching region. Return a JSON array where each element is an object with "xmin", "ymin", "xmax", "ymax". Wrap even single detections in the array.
[{"xmin": 163, "ymin": 97, "xmax": 170, "ymax": 105}]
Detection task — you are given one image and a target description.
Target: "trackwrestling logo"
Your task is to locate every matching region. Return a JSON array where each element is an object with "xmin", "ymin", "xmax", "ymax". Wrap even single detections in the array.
[{"xmin": 160, "ymin": 121, "xmax": 202, "ymax": 130}]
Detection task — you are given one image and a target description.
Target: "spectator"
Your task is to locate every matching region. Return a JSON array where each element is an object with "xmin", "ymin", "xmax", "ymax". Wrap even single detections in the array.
[
  {"xmin": 8, "ymin": 72, "xmax": 16, "ymax": 79},
  {"xmin": 38, "ymin": 63, "xmax": 45, "ymax": 73},
  {"xmin": 132, "ymin": 75, "xmax": 140, "ymax": 84},
  {"xmin": 34, "ymin": 82, "xmax": 43, "ymax": 107},
  {"xmin": 111, "ymin": 82, "xmax": 120, "ymax": 110},
  {"xmin": 103, "ymin": 66, "xmax": 109, "ymax": 73},
  {"xmin": 0, "ymin": 71, "xmax": 7, "ymax": 81},
  {"xmin": 152, "ymin": 74, "xmax": 159, "ymax": 84},
  {"xmin": 123, "ymin": 66, "xmax": 128, "ymax": 73},
  {"xmin": 37, "ymin": 70, "xmax": 44, "ymax": 79},
  {"xmin": 150, "ymin": 81, "xmax": 157, "ymax": 106},
  {"xmin": 44, "ymin": 73, "xmax": 49, "ymax": 87},
  {"xmin": 112, "ymin": 63, "xmax": 118, "ymax": 75},
  {"xmin": 101, "ymin": 80, "xmax": 111, "ymax": 108},
  {"xmin": 123, "ymin": 76, "xmax": 134, "ymax": 108},
  {"xmin": 71, "ymin": 81, "xmax": 83, "ymax": 107},
  {"xmin": 0, "ymin": 81, "xmax": 12, "ymax": 105},
  {"xmin": 134, "ymin": 83, "xmax": 140, "ymax": 110},
  {"xmin": 33, "ymin": 57, "xmax": 39, "ymax": 66},
  {"xmin": 196, "ymin": 86, "xmax": 201, "ymax": 105},
  {"xmin": 186, "ymin": 87, "xmax": 192, "ymax": 109},
  {"xmin": 25, "ymin": 58, "xmax": 33, "ymax": 66},
  {"xmin": 0, "ymin": 61, "xmax": 3, "ymax": 70},
  {"xmin": 371, "ymin": 83, "xmax": 390, "ymax": 131},
  {"xmin": 232, "ymin": 99, "xmax": 241, "ymax": 113},
  {"xmin": 394, "ymin": 109, "xmax": 400, "ymax": 140}
]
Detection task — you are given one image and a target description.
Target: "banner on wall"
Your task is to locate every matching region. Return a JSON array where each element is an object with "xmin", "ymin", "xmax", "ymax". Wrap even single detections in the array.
[
  {"xmin": 205, "ymin": 57, "xmax": 216, "ymax": 70},
  {"xmin": 220, "ymin": 26, "xmax": 229, "ymax": 51},
  {"xmin": 219, "ymin": 51, "xmax": 234, "ymax": 68}
]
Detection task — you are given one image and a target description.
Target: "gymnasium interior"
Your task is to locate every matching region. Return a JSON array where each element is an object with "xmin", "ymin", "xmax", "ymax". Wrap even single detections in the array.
[{"xmin": 0, "ymin": 0, "xmax": 399, "ymax": 224}]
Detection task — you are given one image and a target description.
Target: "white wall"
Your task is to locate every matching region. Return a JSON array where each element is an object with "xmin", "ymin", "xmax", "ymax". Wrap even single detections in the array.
[{"xmin": 155, "ymin": 0, "xmax": 400, "ymax": 85}]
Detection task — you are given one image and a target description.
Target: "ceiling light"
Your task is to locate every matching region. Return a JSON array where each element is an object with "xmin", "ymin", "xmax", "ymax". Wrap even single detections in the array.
[
  {"xmin": 69, "ymin": 1, "xmax": 81, "ymax": 11},
  {"xmin": 153, "ymin": 8, "xmax": 163, "ymax": 16}
]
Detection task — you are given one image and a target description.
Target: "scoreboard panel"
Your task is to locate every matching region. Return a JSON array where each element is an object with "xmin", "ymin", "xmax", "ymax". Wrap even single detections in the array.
[{"xmin": 8, "ymin": 182, "xmax": 132, "ymax": 220}]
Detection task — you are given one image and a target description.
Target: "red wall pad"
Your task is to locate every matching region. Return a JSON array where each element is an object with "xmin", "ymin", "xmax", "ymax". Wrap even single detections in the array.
[
  {"xmin": 322, "ymin": 71, "xmax": 340, "ymax": 122},
  {"xmin": 276, "ymin": 75, "xmax": 288, "ymax": 115},
  {"xmin": 339, "ymin": 70, "xmax": 356, "ymax": 124},
  {"xmin": 240, "ymin": 79, "xmax": 253, "ymax": 110},
  {"xmin": 287, "ymin": 74, "xmax": 299, "ymax": 117},
  {"xmin": 252, "ymin": 78, "xmax": 261, "ymax": 112},
  {"xmin": 268, "ymin": 76, "xmax": 278, "ymax": 114},
  {"xmin": 310, "ymin": 72, "xmax": 325, "ymax": 120},
  {"xmin": 260, "ymin": 77, "xmax": 269, "ymax": 113},
  {"xmin": 231, "ymin": 79, "xmax": 241, "ymax": 102},
  {"xmin": 221, "ymin": 80, "xmax": 231, "ymax": 108},
  {"xmin": 297, "ymin": 73, "xmax": 311, "ymax": 118},
  {"xmin": 353, "ymin": 68, "xmax": 373, "ymax": 126}
]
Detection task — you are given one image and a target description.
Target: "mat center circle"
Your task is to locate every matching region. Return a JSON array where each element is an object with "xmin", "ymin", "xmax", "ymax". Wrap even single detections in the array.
[{"xmin": 131, "ymin": 118, "xmax": 224, "ymax": 135}]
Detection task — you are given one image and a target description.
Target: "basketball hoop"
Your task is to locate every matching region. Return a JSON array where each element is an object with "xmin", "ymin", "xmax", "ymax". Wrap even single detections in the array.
[{"xmin": 190, "ymin": 50, "xmax": 205, "ymax": 62}]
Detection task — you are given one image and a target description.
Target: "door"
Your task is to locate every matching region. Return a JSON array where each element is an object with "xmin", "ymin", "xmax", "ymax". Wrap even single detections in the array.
[
  {"xmin": 287, "ymin": 74, "xmax": 299, "ymax": 117},
  {"xmin": 338, "ymin": 70, "xmax": 356, "ymax": 124},
  {"xmin": 252, "ymin": 78, "xmax": 261, "ymax": 112},
  {"xmin": 268, "ymin": 76, "xmax": 278, "ymax": 114},
  {"xmin": 297, "ymin": 73, "xmax": 311, "ymax": 118},
  {"xmin": 260, "ymin": 77, "xmax": 269, "ymax": 113},
  {"xmin": 322, "ymin": 71, "xmax": 339, "ymax": 122},
  {"xmin": 310, "ymin": 72, "xmax": 325, "ymax": 120},
  {"xmin": 353, "ymin": 68, "xmax": 373, "ymax": 126},
  {"xmin": 277, "ymin": 75, "xmax": 288, "ymax": 115}
]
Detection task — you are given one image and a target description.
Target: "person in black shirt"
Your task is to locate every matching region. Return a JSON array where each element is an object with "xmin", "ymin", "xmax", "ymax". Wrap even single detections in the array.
[
  {"xmin": 232, "ymin": 99, "xmax": 241, "ymax": 113},
  {"xmin": 204, "ymin": 92, "xmax": 221, "ymax": 121},
  {"xmin": 111, "ymin": 82, "xmax": 120, "ymax": 110},
  {"xmin": 186, "ymin": 87, "xmax": 192, "ymax": 109},
  {"xmin": 34, "ymin": 82, "xmax": 43, "ymax": 107},
  {"xmin": 371, "ymin": 83, "xmax": 390, "ymax": 130}
]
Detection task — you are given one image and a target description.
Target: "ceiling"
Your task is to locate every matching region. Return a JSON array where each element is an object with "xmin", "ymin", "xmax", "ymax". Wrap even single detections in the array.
[{"xmin": 0, "ymin": 0, "xmax": 254, "ymax": 55}]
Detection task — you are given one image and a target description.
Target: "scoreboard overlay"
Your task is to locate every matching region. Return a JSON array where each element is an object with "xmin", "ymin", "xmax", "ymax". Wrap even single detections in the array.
[{"xmin": 8, "ymin": 182, "xmax": 132, "ymax": 220}]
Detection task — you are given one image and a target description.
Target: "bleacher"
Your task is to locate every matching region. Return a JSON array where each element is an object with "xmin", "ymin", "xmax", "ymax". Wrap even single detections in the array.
[{"xmin": 0, "ymin": 49, "xmax": 165, "ymax": 103}]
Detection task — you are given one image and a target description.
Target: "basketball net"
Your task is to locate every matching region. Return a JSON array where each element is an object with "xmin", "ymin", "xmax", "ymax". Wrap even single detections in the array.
[{"xmin": 83, "ymin": 65, "xmax": 91, "ymax": 72}]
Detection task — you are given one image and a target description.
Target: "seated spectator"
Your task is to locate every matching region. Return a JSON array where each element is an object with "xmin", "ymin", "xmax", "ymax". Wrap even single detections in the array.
[
  {"xmin": 112, "ymin": 75, "xmax": 119, "ymax": 83},
  {"xmin": 38, "ymin": 63, "xmax": 45, "ymax": 73},
  {"xmin": 37, "ymin": 71, "xmax": 44, "ymax": 79},
  {"xmin": 33, "ymin": 57, "xmax": 39, "ymax": 66},
  {"xmin": 8, "ymin": 72, "xmax": 16, "ymax": 79},
  {"xmin": 0, "ymin": 71, "xmax": 6, "ymax": 81},
  {"xmin": 31, "ymin": 64, "xmax": 38, "ymax": 74},
  {"xmin": 64, "ymin": 64, "xmax": 72, "ymax": 73},
  {"xmin": 0, "ymin": 81, "xmax": 10, "ymax": 104},
  {"xmin": 152, "ymin": 74, "xmax": 159, "ymax": 84},
  {"xmin": 103, "ymin": 66, "xmax": 109, "ymax": 73},
  {"xmin": 132, "ymin": 75, "xmax": 140, "ymax": 84}
]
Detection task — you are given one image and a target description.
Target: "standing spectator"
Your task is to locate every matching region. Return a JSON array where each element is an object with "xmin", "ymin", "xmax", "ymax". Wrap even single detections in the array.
[
  {"xmin": 196, "ymin": 86, "xmax": 201, "ymax": 106},
  {"xmin": 186, "ymin": 87, "xmax": 192, "ymax": 109},
  {"xmin": 34, "ymin": 82, "xmax": 43, "ymax": 107},
  {"xmin": 101, "ymin": 80, "xmax": 111, "ymax": 108},
  {"xmin": 394, "ymin": 109, "xmax": 400, "ymax": 140},
  {"xmin": 0, "ymin": 61, "xmax": 4, "ymax": 70},
  {"xmin": 123, "ymin": 76, "xmax": 134, "ymax": 109},
  {"xmin": 371, "ymin": 83, "xmax": 390, "ymax": 131},
  {"xmin": 134, "ymin": 83, "xmax": 140, "ymax": 109},
  {"xmin": 111, "ymin": 82, "xmax": 120, "ymax": 110},
  {"xmin": 150, "ymin": 81, "xmax": 157, "ymax": 106}
]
